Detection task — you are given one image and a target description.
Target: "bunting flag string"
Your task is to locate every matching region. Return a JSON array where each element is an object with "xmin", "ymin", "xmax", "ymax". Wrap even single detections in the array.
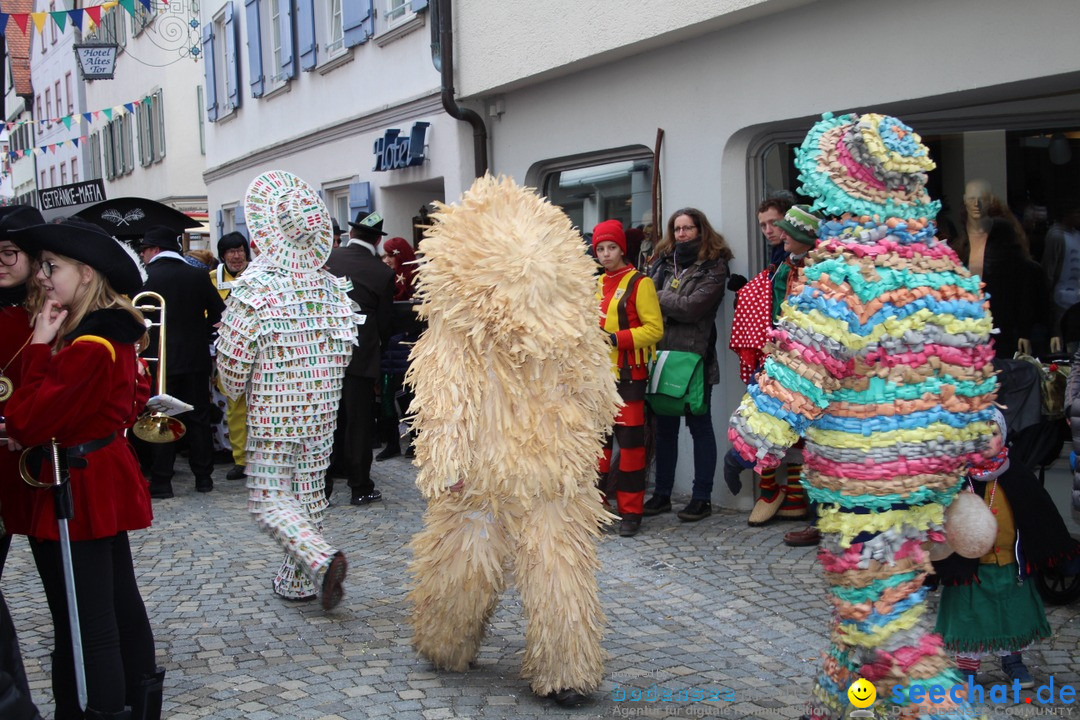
[
  {"xmin": 6, "ymin": 134, "xmax": 90, "ymax": 162},
  {"xmin": 0, "ymin": 0, "xmax": 168, "ymax": 38},
  {"xmin": 6, "ymin": 95, "xmax": 153, "ymax": 134}
]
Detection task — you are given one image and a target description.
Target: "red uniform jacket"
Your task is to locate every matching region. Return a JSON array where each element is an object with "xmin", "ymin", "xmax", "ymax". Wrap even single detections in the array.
[
  {"xmin": 6, "ymin": 309, "xmax": 153, "ymax": 541},
  {"xmin": 0, "ymin": 301, "xmax": 36, "ymax": 536}
]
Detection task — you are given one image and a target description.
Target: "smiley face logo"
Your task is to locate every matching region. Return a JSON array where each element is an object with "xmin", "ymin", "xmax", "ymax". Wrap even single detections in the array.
[{"xmin": 847, "ymin": 678, "xmax": 876, "ymax": 708}]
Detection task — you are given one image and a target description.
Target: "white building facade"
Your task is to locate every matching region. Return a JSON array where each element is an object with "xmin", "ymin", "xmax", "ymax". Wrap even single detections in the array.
[
  {"xmin": 82, "ymin": 0, "xmax": 208, "ymax": 226},
  {"xmin": 28, "ymin": 0, "xmax": 88, "ymax": 201},
  {"xmin": 451, "ymin": 0, "xmax": 1080, "ymax": 505},
  {"xmin": 201, "ymin": 0, "xmax": 471, "ymax": 248}
]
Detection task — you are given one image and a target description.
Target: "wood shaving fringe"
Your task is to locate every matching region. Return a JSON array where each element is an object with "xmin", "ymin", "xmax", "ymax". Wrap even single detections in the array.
[{"xmin": 406, "ymin": 175, "xmax": 618, "ymax": 695}]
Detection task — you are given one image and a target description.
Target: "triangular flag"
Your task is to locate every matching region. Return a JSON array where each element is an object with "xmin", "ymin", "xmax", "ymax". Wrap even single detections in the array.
[
  {"xmin": 12, "ymin": 14, "xmax": 29, "ymax": 34},
  {"xmin": 72, "ymin": 137, "xmax": 80, "ymax": 148},
  {"xmin": 124, "ymin": 103, "xmax": 135, "ymax": 114},
  {"xmin": 138, "ymin": 0, "xmax": 152, "ymax": 11},
  {"xmin": 48, "ymin": 144, "xmax": 56, "ymax": 153},
  {"xmin": 67, "ymin": 9, "xmax": 83, "ymax": 31},
  {"xmin": 93, "ymin": 110, "xmax": 101, "ymax": 120},
  {"xmin": 31, "ymin": 12, "xmax": 48, "ymax": 34},
  {"xmin": 85, "ymin": 6, "xmax": 102, "ymax": 26},
  {"xmin": 0, "ymin": 14, "xmax": 9, "ymax": 35},
  {"xmin": 62, "ymin": 116, "xmax": 73, "ymax": 130},
  {"xmin": 83, "ymin": 112, "xmax": 93, "ymax": 124},
  {"xmin": 118, "ymin": 0, "xmax": 136, "ymax": 17},
  {"xmin": 103, "ymin": 108, "xmax": 113, "ymax": 121},
  {"xmin": 50, "ymin": 10, "xmax": 66, "ymax": 32},
  {"xmin": 144, "ymin": 96, "xmax": 152, "ymax": 109}
]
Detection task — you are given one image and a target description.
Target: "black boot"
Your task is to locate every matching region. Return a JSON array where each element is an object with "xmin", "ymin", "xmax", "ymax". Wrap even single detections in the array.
[
  {"xmin": 0, "ymin": 671, "xmax": 43, "ymax": 720},
  {"xmin": 129, "ymin": 667, "xmax": 165, "ymax": 720},
  {"xmin": 84, "ymin": 709, "xmax": 132, "ymax": 719}
]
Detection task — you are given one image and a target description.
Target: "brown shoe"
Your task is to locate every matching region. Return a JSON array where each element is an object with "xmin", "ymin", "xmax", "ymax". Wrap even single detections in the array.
[
  {"xmin": 320, "ymin": 552, "xmax": 348, "ymax": 610},
  {"xmin": 784, "ymin": 525, "xmax": 821, "ymax": 547}
]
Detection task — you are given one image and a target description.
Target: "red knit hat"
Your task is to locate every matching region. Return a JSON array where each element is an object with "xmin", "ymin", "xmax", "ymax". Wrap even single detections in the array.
[{"xmin": 591, "ymin": 219, "xmax": 626, "ymax": 255}]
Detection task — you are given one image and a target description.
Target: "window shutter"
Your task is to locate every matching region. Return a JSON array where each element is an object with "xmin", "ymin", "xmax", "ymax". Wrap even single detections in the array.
[
  {"xmin": 297, "ymin": 0, "xmax": 317, "ymax": 71},
  {"xmin": 410, "ymin": 0, "xmax": 428, "ymax": 12},
  {"xmin": 245, "ymin": 0, "xmax": 264, "ymax": 98},
  {"xmin": 156, "ymin": 90, "xmax": 166, "ymax": 160},
  {"xmin": 343, "ymin": 0, "xmax": 373, "ymax": 48},
  {"xmin": 234, "ymin": 206, "xmax": 248, "ymax": 239},
  {"xmin": 224, "ymin": 2, "xmax": 241, "ymax": 110},
  {"xmin": 216, "ymin": 210, "xmax": 225, "ymax": 238},
  {"xmin": 349, "ymin": 182, "xmax": 372, "ymax": 217},
  {"xmin": 202, "ymin": 23, "xmax": 218, "ymax": 122},
  {"xmin": 279, "ymin": 0, "xmax": 295, "ymax": 80}
]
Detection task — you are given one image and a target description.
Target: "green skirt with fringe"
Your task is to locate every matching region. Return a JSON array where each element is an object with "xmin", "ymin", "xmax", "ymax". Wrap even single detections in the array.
[{"xmin": 935, "ymin": 563, "xmax": 1050, "ymax": 654}]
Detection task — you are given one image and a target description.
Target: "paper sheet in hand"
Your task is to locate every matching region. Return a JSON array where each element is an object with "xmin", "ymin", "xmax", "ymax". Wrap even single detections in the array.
[{"xmin": 146, "ymin": 394, "xmax": 194, "ymax": 416}]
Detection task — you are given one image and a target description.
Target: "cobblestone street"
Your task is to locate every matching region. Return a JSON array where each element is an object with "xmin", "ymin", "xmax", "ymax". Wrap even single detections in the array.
[{"xmin": 4, "ymin": 455, "xmax": 1078, "ymax": 719}]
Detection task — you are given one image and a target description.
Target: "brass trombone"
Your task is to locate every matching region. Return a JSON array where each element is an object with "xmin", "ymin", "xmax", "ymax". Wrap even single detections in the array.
[{"xmin": 131, "ymin": 291, "xmax": 186, "ymax": 444}]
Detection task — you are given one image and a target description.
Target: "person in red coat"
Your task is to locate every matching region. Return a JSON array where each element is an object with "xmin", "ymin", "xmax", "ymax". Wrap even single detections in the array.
[
  {"xmin": 6, "ymin": 219, "xmax": 162, "ymax": 720},
  {"xmin": 0, "ymin": 204, "xmax": 46, "ymax": 720}
]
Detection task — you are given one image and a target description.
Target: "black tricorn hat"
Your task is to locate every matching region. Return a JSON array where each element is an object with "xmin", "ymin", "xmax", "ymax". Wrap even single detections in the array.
[
  {"xmin": 347, "ymin": 211, "xmax": 387, "ymax": 237},
  {"xmin": 137, "ymin": 225, "xmax": 183, "ymax": 253},
  {"xmin": 0, "ymin": 205, "xmax": 45, "ymax": 233},
  {"xmin": 11, "ymin": 219, "xmax": 146, "ymax": 295}
]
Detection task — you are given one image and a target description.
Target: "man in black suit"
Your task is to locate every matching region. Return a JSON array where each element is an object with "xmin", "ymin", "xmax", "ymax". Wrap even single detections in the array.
[
  {"xmin": 324, "ymin": 212, "xmax": 396, "ymax": 506},
  {"xmin": 137, "ymin": 225, "xmax": 225, "ymax": 497}
]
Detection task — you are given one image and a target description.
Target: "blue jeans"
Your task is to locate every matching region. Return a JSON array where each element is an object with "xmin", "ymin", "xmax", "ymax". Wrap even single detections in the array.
[{"xmin": 653, "ymin": 385, "xmax": 717, "ymax": 501}]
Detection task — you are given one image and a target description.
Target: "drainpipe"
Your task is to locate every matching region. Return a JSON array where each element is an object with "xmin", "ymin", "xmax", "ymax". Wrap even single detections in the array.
[{"xmin": 437, "ymin": 0, "xmax": 488, "ymax": 178}]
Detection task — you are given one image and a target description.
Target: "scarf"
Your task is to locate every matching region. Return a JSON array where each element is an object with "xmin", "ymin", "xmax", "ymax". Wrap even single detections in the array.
[
  {"xmin": 673, "ymin": 239, "xmax": 701, "ymax": 266},
  {"xmin": 0, "ymin": 284, "xmax": 27, "ymax": 307},
  {"xmin": 966, "ymin": 448, "xmax": 1009, "ymax": 483}
]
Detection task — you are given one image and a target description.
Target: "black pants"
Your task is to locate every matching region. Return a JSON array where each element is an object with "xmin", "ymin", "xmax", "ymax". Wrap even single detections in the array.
[
  {"xmin": 147, "ymin": 371, "xmax": 214, "ymax": 483},
  {"xmin": 31, "ymin": 532, "xmax": 156, "ymax": 719},
  {"xmin": 328, "ymin": 376, "xmax": 376, "ymax": 497},
  {"xmin": 1, "ymin": 534, "xmax": 41, "ymax": 720}
]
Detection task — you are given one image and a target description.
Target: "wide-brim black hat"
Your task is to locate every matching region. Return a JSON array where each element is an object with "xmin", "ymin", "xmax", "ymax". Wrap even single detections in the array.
[
  {"xmin": 348, "ymin": 211, "xmax": 388, "ymax": 237},
  {"xmin": 11, "ymin": 219, "xmax": 147, "ymax": 295},
  {"xmin": 0, "ymin": 205, "xmax": 45, "ymax": 232},
  {"xmin": 136, "ymin": 224, "xmax": 183, "ymax": 253}
]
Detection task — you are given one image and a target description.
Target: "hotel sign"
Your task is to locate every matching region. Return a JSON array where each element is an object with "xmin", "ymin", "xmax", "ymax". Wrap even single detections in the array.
[{"xmin": 373, "ymin": 122, "xmax": 430, "ymax": 171}]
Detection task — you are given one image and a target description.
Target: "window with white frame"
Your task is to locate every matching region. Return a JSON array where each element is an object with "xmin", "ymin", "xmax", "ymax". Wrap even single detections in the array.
[
  {"xmin": 326, "ymin": 0, "xmax": 344, "ymax": 54},
  {"xmin": 60, "ymin": 162, "xmax": 67, "ymax": 185},
  {"xmin": 325, "ymin": 187, "xmax": 351, "ymax": 232},
  {"xmin": 44, "ymin": 89, "xmax": 52, "ymax": 124},
  {"xmin": 269, "ymin": 0, "xmax": 284, "ymax": 79},
  {"xmin": 54, "ymin": 81, "xmax": 61, "ymax": 118},
  {"xmin": 65, "ymin": 72, "xmax": 73, "ymax": 115},
  {"xmin": 132, "ymin": 0, "xmax": 155, "ymax": 35},
  {"xmin": 204, "ymin": 4, "xmax": 240, "ymax": 120},
  {"xmin": 72, "ymin": 158, "xmax": 78, "ymax": 182},
  {"xmin": 386, "ymin": 0, "xmax": 409, "ymax": 23},
  {"xmin": 49, "ymin": 167, "xmax": 55, "ymax": 187},
  {"xmin": 89, "ymin": 5, "xmax": 128, "ymax": 47},
  {"xmin": 50, "ymin": 1, "xmax": 58, "ymax": 44}
]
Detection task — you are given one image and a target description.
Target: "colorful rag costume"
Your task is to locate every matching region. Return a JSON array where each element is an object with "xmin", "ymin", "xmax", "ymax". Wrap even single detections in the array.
[
  {"xmin": 729, "ymin": 112, "xmax": 997, "ymax": 719},
  {"xmin": 216, "ymin": 171, "xmax": 357, "ymax": 601},
  {"xmin": 407, "ymin": 175, "xmax": 620, "ymax": 697}
]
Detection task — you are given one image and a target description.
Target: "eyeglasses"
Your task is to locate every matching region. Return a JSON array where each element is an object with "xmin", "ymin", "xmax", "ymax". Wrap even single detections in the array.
[
  {"xmin": 38, "ymin": 259, "xmax": 59, "ymax": 278},
  {"xmin": 674, "ymin": 225, "xmax": 698, "ymax": 234},
  {"xmin": 0, "ymin": 248, "xmax": 20, "ymax": 267}
]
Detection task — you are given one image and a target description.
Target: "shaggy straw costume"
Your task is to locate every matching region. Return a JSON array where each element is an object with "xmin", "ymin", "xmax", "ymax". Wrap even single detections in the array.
[
  {"xmin": 729, "ymin": 113, "xmax": 996, "ymax": 719},
  {"xmin": 406, "ymin": 175, "xmax": 620, "ymax": 697}
]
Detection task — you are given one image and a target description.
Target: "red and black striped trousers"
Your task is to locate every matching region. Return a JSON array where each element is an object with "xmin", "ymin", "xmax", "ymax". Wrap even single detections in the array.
[{"xmin": 598, "ymin": 378, "xmax": 647, "ymax": 516}]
